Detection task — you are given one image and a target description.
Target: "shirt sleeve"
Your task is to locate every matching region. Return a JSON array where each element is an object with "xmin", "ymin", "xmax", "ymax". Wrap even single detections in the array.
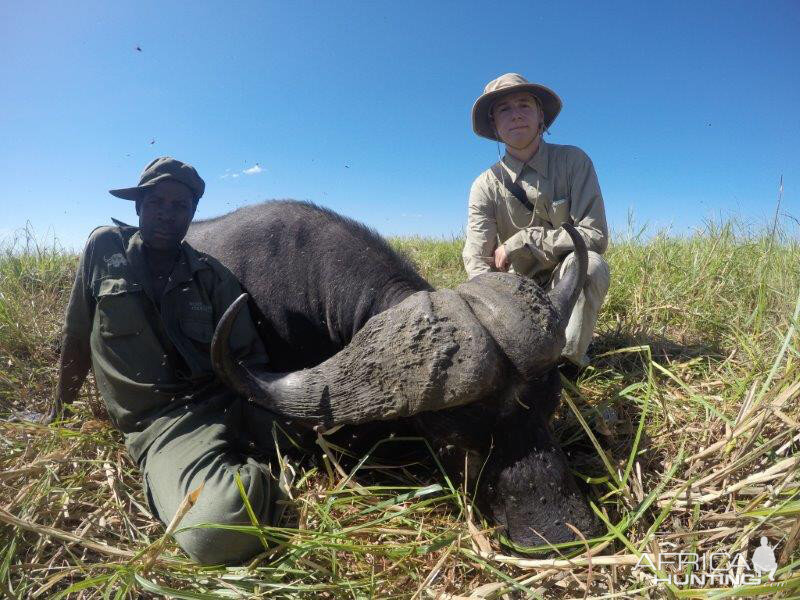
[
  {"xmin": 462, "ymin": 175, "xmax": 497, "ymax": 279},
  {"xmin": 62, "ymin": 238, "xmax": 96, "ymax": 342},
  {"xmin": 503, "ymin": 150, "xmax": 608, "ymax": 266}
]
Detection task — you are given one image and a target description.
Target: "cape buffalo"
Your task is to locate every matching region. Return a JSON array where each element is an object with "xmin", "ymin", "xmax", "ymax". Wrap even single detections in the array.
[{"xmin": 186, "ymin": 200, "xmax": 599, "ymax": 548}]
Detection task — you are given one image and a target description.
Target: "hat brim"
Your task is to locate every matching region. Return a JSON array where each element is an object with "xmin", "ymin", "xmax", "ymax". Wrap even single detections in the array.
[
  {"xmin": 108, "ymin": 184, "xmax": 154, "ymax": 201},
  {"xmin": 109, "ymin": 172, "xmax": 178, "ymax": 201},
  {"xmin": 472, "ymin": 83, "xmax": 562, "ymax": 141}
]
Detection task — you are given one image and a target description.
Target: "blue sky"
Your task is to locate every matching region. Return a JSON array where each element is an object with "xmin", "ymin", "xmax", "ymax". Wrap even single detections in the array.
[{"xmin": 1, "ymin": 1, "xmax": 798, "ymax": 250}]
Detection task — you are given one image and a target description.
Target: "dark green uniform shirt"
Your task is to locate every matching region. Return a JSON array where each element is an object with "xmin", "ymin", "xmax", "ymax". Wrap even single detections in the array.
[{"xmin": 64, "ymin": 225, "xmax": 267, "ymax": 461}]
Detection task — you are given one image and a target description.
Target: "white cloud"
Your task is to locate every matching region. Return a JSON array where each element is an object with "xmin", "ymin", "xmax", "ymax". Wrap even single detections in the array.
[
  {"xmin": 221, "ymin": 164, "xmax": 263, "ymax": 179},
  {"xmin": 243, "ymin": 164, "xmax": 263, "ymax": 175}
]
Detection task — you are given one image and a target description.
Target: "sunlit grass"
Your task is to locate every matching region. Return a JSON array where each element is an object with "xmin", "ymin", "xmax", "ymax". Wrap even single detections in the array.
[{"xmin": 1, "ymin": 220, "xmax": 799, "ymax": 598}]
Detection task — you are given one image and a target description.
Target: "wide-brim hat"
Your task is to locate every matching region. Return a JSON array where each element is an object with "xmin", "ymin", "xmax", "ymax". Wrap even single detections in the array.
[
  {"xmin": 472, "ymin": 73, "xmax": 562, "ymax": 141},
  {"xmin": 109, "ymin": 156, "xmax": 205, "ymax": 202}
]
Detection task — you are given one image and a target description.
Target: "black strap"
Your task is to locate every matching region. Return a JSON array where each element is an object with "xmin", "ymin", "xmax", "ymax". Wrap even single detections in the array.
[{"xmin": 491, "ymin": 162, "xmax": 534, "ymax": 212}]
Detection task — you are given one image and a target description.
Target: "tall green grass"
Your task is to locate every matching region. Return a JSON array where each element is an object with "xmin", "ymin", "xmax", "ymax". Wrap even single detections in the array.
[
  {"xmin": 1, "ymin": 220, "xmax": 799, "ymax": 598},
  {"xmin": 0, "ymin": 229, "xmax": 76, "ymax": 416}
]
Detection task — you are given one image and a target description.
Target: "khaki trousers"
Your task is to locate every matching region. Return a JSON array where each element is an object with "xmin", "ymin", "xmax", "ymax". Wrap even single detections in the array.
[{"xmin": 548, "ymin": 251, "xmax": 610, "ymax": 367}]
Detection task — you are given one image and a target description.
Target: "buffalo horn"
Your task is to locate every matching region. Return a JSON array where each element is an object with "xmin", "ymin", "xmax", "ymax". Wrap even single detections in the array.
[
  {"xmin": 212, "ymin": 289, "xmax": 508, "ymax": 426},
  {"xmin": 210, "ymin": 293, "xmax": 263, "ymax": 399},
  {"xmin": 547, "ymin": 222, "xmax": 588, "ymax": 330}
]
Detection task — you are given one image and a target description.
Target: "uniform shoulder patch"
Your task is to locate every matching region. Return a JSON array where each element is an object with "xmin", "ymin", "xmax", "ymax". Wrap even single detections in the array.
[{"xmin": 104, "ymin": 253, "xmax": 128, "ymax": 269}]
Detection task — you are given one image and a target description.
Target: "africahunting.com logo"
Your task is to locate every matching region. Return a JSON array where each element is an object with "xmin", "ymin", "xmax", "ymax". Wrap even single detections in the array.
[{"xmin": 634, "ymin": 537, "xmax": 783, "ymax": 587}]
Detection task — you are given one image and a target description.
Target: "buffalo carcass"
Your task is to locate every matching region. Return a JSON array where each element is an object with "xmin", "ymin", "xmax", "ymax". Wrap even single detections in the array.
[{"xmin": 186, "ymin": 200, "xmax": 599, "ymax": 548}]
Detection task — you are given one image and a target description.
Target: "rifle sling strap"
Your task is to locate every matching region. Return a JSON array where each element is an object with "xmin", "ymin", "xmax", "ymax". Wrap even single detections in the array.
[{"xmin": 490, "ymin": 162, "xmax": 535, "ymax": 213}]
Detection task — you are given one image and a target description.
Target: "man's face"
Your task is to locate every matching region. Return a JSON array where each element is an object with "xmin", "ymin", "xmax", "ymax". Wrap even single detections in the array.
[
  {"xmin": 491, "ymin": 92, "xmax": 543, "ymax": 149},
  {"xmin": 137, "ymin": 179, "xmax": 196, "ymax": 250}
]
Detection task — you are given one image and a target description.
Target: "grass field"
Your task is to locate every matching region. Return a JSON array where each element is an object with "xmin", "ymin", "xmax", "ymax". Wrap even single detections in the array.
[{"xmin": 1, "ymin": 222, "xmax": 799, "ymax": 599}]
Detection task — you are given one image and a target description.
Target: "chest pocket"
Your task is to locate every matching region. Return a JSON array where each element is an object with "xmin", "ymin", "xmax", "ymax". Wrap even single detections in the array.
[
  {"xmin": 180, "ymin": 315, "xmax": 214, "ymax": 345},
  {"xmin": 179, "ymin": 296, "xmax": 215, "ymax": 348},
  {"xmin": 549, "ymin": 198, "xmax": 572, "ymax": 228},
  {"xmin": 96, "ymin": 279, "xmax": 146, "ymax": 337}
]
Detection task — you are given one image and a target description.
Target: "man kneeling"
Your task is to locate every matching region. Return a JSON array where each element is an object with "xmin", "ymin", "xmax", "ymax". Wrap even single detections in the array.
[
  {"xmin": 463, "ymin": 73, "xmax": 611, "ymax": 370},
  {"xmin": 48, "ymin": 157, "xmax": 283, "ymax": 564}
]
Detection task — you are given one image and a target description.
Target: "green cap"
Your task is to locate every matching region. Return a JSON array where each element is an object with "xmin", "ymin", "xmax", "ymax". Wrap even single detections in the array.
[{"xmin": 109, "ymin": 156, "xmax": 205, "ymax": 202}]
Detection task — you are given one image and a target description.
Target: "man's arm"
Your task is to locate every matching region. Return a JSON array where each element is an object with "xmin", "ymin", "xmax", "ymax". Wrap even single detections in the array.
[
  {"xmin": 44, "ymin": 246, "xmax": 94, "ymax": 423},
  {"xmin": 45, "ymin": 332, "xmax": 91, "ymax": 423},
  {"xmin": 502, "ymin": 150, "xmax": 608, "ymax": 268},
  {"xmin": 462, "ymin": 176, "xmax": 499, "ymax": 279}
]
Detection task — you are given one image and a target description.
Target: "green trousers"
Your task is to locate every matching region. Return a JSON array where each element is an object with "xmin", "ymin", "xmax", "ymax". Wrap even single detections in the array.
[{"xmin": 139, "ymin": 392, "xmax": 286, "ymax": 564}]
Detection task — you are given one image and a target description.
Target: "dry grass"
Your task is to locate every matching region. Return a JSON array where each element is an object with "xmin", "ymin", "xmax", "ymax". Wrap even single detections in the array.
[{"xmin": 1, "ymin": 221, "xmax": 799, "ymax": 598}]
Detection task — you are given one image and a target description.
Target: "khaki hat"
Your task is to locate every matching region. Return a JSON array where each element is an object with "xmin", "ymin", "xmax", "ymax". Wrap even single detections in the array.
[
  {"xmin": 109, "ymin": 156, "xmax": 205, "ymax": 202},
  {"xmin": 472, "ymin": 73, "xmax": 562, "ymax": 141}
]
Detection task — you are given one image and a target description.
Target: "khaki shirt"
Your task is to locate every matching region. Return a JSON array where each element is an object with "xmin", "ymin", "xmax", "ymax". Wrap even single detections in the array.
[
  {"xmin": 64, "ymin": 225, "xmax": 267, "ymax": 461},
  {"xmin": 462, "ymin": 141, "xmax": 608, "ymax": 282}
]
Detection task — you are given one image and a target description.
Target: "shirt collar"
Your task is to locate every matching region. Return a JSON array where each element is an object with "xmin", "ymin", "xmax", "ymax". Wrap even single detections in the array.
[
  {"xmin": 124, "ymin": 229, "xmax": 206, "ymax": 270},
  {"xmin": 124, "ymin": 230, "xmax": 209, "ymax": 295},
  {"xmin": 180, "ymin": 240, "xmax": 209, "ymax": 276},
  {"xmin": 501, "ymin": 139, "xmax": 550, "ymax": 182}
]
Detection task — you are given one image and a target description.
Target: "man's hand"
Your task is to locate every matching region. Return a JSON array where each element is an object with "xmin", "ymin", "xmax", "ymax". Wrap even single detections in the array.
[
  {"xmin": 46, "ymin": 332, "xmax": 90, "ymax": 425},
  {"xmin": 40, "ymin": 390, "xmax": 76, "ymax": 425},
  {"xmin": 493, "ymin": 244, "xmax": 510, "ymax": 272},
  {"xmin": 40, "ymin": 398, "xmax": 62, "ymax": 425}
]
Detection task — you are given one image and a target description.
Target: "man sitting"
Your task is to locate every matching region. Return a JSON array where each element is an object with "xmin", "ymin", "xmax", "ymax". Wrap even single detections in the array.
[{"xmin": 48, "ymin": 157, "xmax": 284, "ymax": 564}]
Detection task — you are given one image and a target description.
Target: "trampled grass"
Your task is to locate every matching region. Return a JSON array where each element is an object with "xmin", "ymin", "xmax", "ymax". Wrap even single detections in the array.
[{"xmin": 1, "ymin": 221, "xmax": 799, "ymax": 598}]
